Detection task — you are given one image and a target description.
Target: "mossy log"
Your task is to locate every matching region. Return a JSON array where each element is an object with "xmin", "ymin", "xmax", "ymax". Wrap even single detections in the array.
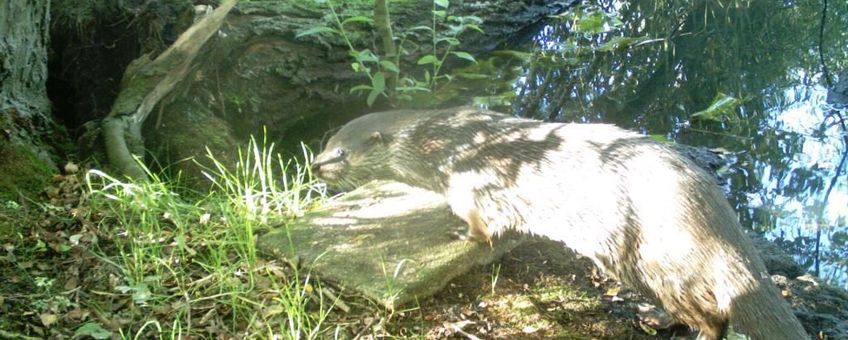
[{"xmin": 102, "ymin": 0, "xmax": 236, "ymax": 179}]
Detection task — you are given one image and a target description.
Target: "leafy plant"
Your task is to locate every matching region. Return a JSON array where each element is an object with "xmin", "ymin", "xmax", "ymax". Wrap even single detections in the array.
[
  {"xmin": 298, "ymin": 0, "xmax": 482, "ymax": 106},
  {"xmin": 490, "ymin": 263, "xmax": 501, "ymax": 295},
  {"xmin": 690, "ymin": 92, "xmax": 746, "ymax": 122},
  {"xmin": 406, "ymin": 0, "xmax": 481, "ymax": 94},
  {"xmin": 549, "ymin": 4, "xmax": 659, "ymax": 54},
  {"xmin": 550, "ymin": 4, "xmax": 623, "ymax": 37}
]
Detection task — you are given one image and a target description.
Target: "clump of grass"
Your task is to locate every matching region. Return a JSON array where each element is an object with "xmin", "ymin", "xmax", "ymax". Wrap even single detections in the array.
[
  {"xmin": 200, "ymin": 135, "xmax": 325, "ymax": 223},
  {"xmin": 83, "ymin": 137, "xmax": 332, "ymax": 339}
]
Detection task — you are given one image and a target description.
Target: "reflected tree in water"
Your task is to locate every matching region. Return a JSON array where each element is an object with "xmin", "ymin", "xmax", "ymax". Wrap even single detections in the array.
[{"xmin": 509, "ymin": 0, "xmax": 848, "ymax": 286}]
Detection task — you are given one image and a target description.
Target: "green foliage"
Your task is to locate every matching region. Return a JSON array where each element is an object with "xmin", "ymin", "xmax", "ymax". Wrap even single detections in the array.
[
  {"xmin": 690, "ymin": 93, "xmax": 745, "ymax": 122},
  {"xmin": 518, "ymin": 0, "xmax": 848, "ymax": 287},
  {"xmin": 74, "ymin": 322, "xmax": 113, "ymax": 339},
  {"xmin": 649, "ymin": 134, "xmax": 671, "ymax": 143},
  {"xmin": 80, "ymin": 135, "xmax": 333, "ymax": 338},
  {"xmin": 297, "ymin": 0, "xmax": 482, "ymax": 106},
  {"xmin": 596, "ymin": 36, "xmax": 653, "ymax": 52},
  {"xmin": 551, "ymin": 5, "xmax": 623, "ymax": 36},
  {"xmin": 547, "ymin": 4, "xmax": 655, "ymax": 57},
  {"xmin": 31, "ymin": 276, "xmax": 76, "ymax": 314},
  {"xmin": 429, "ymin": 51, "xmax": 524, "ymax": 109},
  {"xmin": 407, "ymin": 0, "xmax": 483, "ymax": 96},
  {"xmin": 552, "ymin": 5, "xmax": 623, "ymax": 36}
]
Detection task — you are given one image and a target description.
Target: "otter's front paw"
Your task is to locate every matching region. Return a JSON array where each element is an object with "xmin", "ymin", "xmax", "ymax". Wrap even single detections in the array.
[
  {"xmin": 451, "ymin": 230, "xmax": 470, "ymax": 241},
  {"xmin": 450, "ymin": 228, "xmax": 492, "ymax": 247}
]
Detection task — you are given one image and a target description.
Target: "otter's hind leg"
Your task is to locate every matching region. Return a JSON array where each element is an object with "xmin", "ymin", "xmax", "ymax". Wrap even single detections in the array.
[
  {"xmin": 449, "ymin": 200, "xmax": 492, "ymax": 245},
  {"xmin": 465, "ymin": 207, "xmax": 493, "ymax": 245},
  {"xmin": 694, "ymin": 319, "xmax": 727, "ymax": 340},
  {"xmin": 445, "ymin": 186, "xmax": 493, "ymax": 244}
]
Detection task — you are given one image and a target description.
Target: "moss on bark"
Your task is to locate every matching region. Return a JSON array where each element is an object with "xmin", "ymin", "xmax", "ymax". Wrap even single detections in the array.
[{"xmin": 0, "ymin": 142, "xmax": 54, "ymax": 203}]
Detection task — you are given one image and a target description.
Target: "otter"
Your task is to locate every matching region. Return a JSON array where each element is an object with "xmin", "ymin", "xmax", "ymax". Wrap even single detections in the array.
[{"xmin": 311, "ymin": 107, "xmax": 809, "ymax": 340}]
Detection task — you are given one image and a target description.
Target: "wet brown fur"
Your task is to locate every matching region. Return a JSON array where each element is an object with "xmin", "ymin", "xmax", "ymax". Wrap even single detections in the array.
[{"xmin": 312, "ymin": 107, "xmax": 809, "ymax": 340}]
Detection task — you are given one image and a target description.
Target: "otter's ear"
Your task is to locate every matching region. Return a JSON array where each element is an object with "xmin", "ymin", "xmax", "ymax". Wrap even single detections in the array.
[{"xmin": 369, "ymin": 131, "xmax": 390, "ymax": 145}]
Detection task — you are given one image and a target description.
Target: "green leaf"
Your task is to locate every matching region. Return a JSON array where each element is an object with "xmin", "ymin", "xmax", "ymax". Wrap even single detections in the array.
[
  {"xmin": 691, "ymin": 93, "xmax": 742, "ymax": 122},
  {"xmin": 463, "ymin": 15, "xmax": 484, "ymax": 24},
  {"xmin": 457, "ymin": 72, "xmax": 489, "ymax": 80},
  {"xmin": 352, "ymin": 49, "xmax": 379, "ymax": 63},
  {"xmin": 34, "ymin": 239, "xmax": 46, "ymax": 252},
  {"xmin": 638, "ymin": 322, "xmax": 658, "ymax": 336},
  {"xmin": 465, "ymin": 24, "xmax": 484, "ymax": 33},
  {"xmin": 437, "ymin": 37, "xmax": 461, "ymax": 46},
  {"xmin": 379, "ymin": 60, "xmax": 400, "ymax": 73},
  {"xmin": 450, "ymin": 51, "xmax": 476, "ymax": 63},
  {"xmin": 417, "ymin": 55, "xmax": 439, "ymax": 65},
  {"xmin": 574, "ymin": 11, "xmax": 606, "ymax": 34},
  {"xmin": 371, "ymin": 72, "xmax": 386, "ymax": 94},
  {"xmin": 492, "ymin": 50, "xmax": 533, "ymax": 61},
  {"xmin": 649, "ymin": 134, "xmax": 671, "ymax": 143},
  {"xmin": 608, "ymin": 17, "xmax": 624, "ymax": 29},
  {"xmin": 471, "ymin": 92, "xmax": 516, "ymax": 107},
  {"xmin": 349, "ymin": 85, "xmax": 373, "ymax": 94},
  {"xmin": 433, "ymin": 10, "xmax": 447, "ymax": 18},
  {"xmin": 367, "ymin": 73, "xmax": 386, "ymax": 106},
  {"xmin": 74, "ymin": 322, "xmax": 112, "ymax": 340},
  {"xmin": 597, "ymin": 36, "xmax": 649, "ymax": 52},
  {"xmin": 367, "ymin": 89, "xmax": 381, "ymax": 106},
  {"xmin": 116, "ymin": 283, "xmax": 152, "ymax": 305},
  {"xmin": 434, "ymin": 0, "xmax": 449, "ymax": 9},
  {"xmin": 410, "ymin": 25, "xmax": 433, "ymax": 32},
  {"xmin": 341, "ymin": 16, "xmax": 374, "ymax": 26},
  {"xmin": 295, "ymin": 26, "xmax": 338, "ymax": 38},
  {"xmin": 715, "ymin": 165, "xmax": 733, "ymax": 177},
  {"xmin": 396, "ymin": 86, "xmax": 431, "ymax": 93}
]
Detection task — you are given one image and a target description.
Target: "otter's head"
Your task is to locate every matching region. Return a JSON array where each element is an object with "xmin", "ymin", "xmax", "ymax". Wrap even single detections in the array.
[{"xmin": 312, "ymin": 114, "xmax": 399, "ymax": 190}]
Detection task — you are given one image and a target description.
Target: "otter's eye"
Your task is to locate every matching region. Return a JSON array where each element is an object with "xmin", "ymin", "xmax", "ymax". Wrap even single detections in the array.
[{"xmin": 334, "ymin": 148, "xmax": 346, "ymax": 158}]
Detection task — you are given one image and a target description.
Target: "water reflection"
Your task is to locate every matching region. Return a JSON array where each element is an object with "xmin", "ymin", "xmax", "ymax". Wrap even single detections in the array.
[{"xmin": 501, "ymin": 0, "xmax": 848, "ymax": 286}]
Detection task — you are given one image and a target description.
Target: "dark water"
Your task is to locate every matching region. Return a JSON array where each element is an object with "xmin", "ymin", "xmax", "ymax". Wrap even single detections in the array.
[{"xmin": 461, "ymin": 0, "xmax": 848, "ymax": 287}]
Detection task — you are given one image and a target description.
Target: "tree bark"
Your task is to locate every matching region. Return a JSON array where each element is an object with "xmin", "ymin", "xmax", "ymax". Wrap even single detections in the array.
[
  {"xmin": 0, "ymin": 0, "xmax": 60, "ymax": 202},
  {"xmin": 1, "ymin": 0, "xmax": 51, "ymax": 117},
  {"xmin": 102, "ymin": 0, "xmax": 237, "ymax": 179}
]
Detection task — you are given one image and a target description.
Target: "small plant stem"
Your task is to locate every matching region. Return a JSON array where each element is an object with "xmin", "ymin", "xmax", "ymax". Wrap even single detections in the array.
[
  {"xmin": 433, "ymin": 44, "xmax": 454, "ymax": 86},
  {"xmin": 328, "ymin": 1, "xmax": 374, "ymax": 82},
  {"xmin": 431, "ymin": 0, "xmax": 438, "ymax": 89},
  {"xmin": 374, "ymin": 0, "xmax": 398, "ymax": 100}
]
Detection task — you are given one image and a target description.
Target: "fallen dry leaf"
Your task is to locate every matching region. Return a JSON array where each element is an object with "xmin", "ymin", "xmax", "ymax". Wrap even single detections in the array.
[{"xmin": 40, "ymin": 312, "xmax": 58, "ymax": 327}]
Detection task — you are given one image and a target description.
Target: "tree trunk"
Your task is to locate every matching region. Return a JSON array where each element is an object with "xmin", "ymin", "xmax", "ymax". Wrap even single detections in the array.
[{"xmin": 0, "ymin": 0, "xmax": 61, "ymax": 203}]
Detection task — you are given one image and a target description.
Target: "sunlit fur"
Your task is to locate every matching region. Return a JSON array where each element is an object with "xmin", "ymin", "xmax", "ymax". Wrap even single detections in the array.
[{"xmin": 313, "ymin": 107, "xmax": 809, "ymax": 340}]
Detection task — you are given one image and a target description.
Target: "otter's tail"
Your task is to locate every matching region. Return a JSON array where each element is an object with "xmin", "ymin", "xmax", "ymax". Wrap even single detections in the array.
[{"xmin": 728, "ymin": 281, "xmax": 808, "ymax": 340}]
